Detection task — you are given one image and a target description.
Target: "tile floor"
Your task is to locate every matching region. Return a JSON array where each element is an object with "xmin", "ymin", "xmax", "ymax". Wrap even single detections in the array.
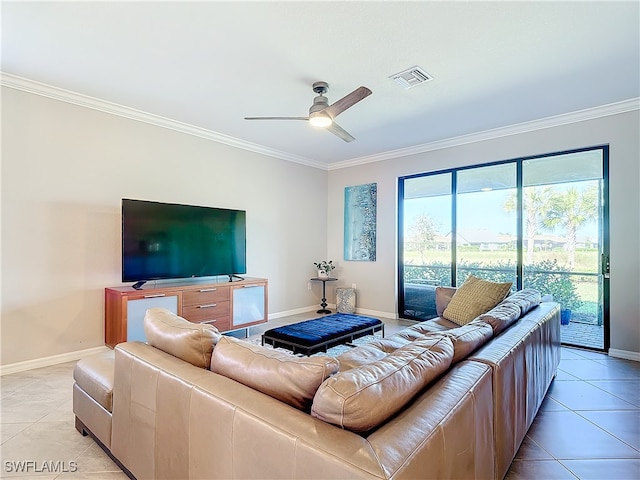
[
  {"xmin": 561, "ymin": 321, "xmax": 605, "ymax": 350},
  {"xmin": 505, "ymin": 346, "xmax": 640, "ymax": 480},
  {"xmin": 1, "ymin": 314, "xmax": 638, "ymax": 479}
]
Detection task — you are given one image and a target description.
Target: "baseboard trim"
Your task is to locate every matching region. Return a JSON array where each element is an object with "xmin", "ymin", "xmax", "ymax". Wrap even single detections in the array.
[
  {"xmin": 268, "ymin": 306, "xmax": 318, "ymax": 320},
  {"xmin": 0, "ymin": 346, "xmax": 111, "ymax": 376},
  {"xmin": 269, "ymin": 305, "xmax": 398, "ymax": 321},
  {"xmin": 608, "ymin": 348, "xmax": 640, "ymax": 362},
  {"xmin": 2, "ymin": 307, "xmax": 401, "ymax": 375},
  {"xmin": 355, "ymin": 307, "xmax": 398, "ymax": 320}
]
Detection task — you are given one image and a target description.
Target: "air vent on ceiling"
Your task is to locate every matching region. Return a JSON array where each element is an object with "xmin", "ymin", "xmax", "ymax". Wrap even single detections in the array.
[{"xmin": 389, "ymin": 66, "xmax": 433, "ymax": 89}]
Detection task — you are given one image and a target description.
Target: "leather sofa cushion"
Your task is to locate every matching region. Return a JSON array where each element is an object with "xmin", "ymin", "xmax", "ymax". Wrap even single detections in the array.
[
  {"xmin": 502, "ymin": 288, "xmax": 542, "ymax": 316},
  {"xmin": 409, "ymin": 317, "xmax": 459, "ymax": 334},
  {"xmin": 336, "ymin": 335, "xmax": 420, "ymax": 371},
  {"xmin": 443, "ymin": 275, "xmax": 512, "ymax": 326},
  {"xmin": 365, "ymin": 337, "xmax": 412, "ymax": 353},
  {"xmin": 373, "ymin": 319, "xmax": 456, "ymax": 344},
  {"xmin": 311, "ymin": 335, "xmax": 454, "ymax": 432},
  {"xmin": 144, "ymin": 308, "xmax": 221, "ymax": 369},
  {"xmin": 210, "ymin": 336, "xmax": 339, "ymax": 411},
  {"xmin": 442, "ymin": 321, "xmax": 494, "ymax": 363},
  {"xmin": 394, "ymin": 329, "xmax": 429, "ymax": 342},
  {"xmin": 336, "ymin": 343, "xmax": 391, "ymax": 371},
  {"xmin": 475, "ymin": 289, "xmax": 541, "ymax": 335},
  {"xmin": 477, "ymin": 302, "xmax": 522, "ymax": 335},
  {"xmin": 336, "ymin": 317, "xmax": 460, "ymax": 371},
  {"xmin": 338, "ymin": 318, "xmax": 492, "ymax": 371},
  {"xmin": 73, "ymin": 350, "xmax": 115, "ymax": 412}
]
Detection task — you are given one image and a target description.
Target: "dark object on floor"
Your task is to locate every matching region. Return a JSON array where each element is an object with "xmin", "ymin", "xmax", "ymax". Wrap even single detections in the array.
[{"xmin": 262, "ymin": 313, "xmax": 384, "ymax": 356}]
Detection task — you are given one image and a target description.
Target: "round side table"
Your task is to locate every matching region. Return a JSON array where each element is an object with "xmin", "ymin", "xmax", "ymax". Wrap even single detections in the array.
[{"xmin": 310, "ymin": 277, "xmax": 338, "ymax": 314}]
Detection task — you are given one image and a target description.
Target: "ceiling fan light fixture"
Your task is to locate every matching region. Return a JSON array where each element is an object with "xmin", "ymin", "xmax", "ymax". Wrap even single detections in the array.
[
  {"xmin": 309, "ymin": 112, "xmax": 332, "ymax": 128},
  {"xmin": 244, "ymin": 81, "xmax": 371, "ymax": 141}
]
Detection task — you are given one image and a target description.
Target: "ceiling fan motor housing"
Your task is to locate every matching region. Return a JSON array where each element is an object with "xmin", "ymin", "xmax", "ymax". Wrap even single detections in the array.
[{"xmin": 309, "ymin": 95, "xmax": 329, "ymax": 115}]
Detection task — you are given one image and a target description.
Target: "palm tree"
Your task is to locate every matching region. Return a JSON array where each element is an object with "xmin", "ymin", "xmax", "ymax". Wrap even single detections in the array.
[
  {"xmin": 543, "ymin": 185, "xmax": 598, "ymax": 270},
  {"xmin": 504, "ymin": 186, "xmax": 555, "ymax": 264}
]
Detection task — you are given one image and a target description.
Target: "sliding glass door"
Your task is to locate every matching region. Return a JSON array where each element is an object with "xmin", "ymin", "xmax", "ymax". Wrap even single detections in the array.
[
  {"xmin": 456, "ymin": 163, "xmax": 518, "ymax": 286},
  {"xmin": 521, "ymin": 150, "xmax": 607, "ymax": 349},
  {"xmin": 400, "ymin": 172, "xmax": 452, "ymax": 319},
  {"xmin": 399, "ymin": 146, "xmax": 609, "ymax": 350}
]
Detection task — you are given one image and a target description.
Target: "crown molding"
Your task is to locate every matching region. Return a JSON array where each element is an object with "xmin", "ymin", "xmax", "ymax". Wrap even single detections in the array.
[
  {"xmin": 3, "ymin": 72, "xmax": 637, "ymax": 172},
  {"xmin": 328, "ymin": 97, "xmax": 640, "ymax": 170},
  {"xmin": 0, "ymin": 72, "xmax": 326, "ymax": 170}
]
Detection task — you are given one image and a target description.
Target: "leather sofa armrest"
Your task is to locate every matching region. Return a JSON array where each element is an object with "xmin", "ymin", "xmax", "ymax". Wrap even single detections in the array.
[{"xmin": 435, "ymin": 286, "xmax": 457, "ymax": 316}]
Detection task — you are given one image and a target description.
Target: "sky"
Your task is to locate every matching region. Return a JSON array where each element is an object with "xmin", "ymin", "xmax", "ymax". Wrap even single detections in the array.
[{"xmin": 404, "ymin": 182, "xmax": 600, "ymax": 242}]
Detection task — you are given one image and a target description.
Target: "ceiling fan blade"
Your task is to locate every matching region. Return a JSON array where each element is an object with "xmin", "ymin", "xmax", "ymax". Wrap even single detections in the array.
[
  {"xmin": 326, "ymin": 122, "xmax": 355, "ymax": 142},
  {"xmin": 244, "ymin": 116, "xmax": 308, "ymax": 121},
  {"xmin": 325, "ymin": 86, "xmax": 372, "ymax": 119}
]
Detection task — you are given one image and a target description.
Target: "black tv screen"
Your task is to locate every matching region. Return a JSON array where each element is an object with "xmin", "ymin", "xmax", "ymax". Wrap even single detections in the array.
[{"xmin": 122, "ymin": 199, "xmax": 246, "ymax": 284}]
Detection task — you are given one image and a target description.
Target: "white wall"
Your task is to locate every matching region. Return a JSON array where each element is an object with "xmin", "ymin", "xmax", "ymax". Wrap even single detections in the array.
[
  {"xmin": 1, "ymin": 87, "xmax": 327, "ymax": 366},
  {"xmin": 328, "ymin": 110, "xmax": 640, "ymax": 358},
  {"xmin": 3, "ymin": 86, "xmax": 638, "ymax": 367}
]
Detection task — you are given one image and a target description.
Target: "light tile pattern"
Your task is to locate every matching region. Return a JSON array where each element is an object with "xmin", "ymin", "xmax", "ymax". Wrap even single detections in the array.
[
  {"xmin": 561, "ymin": 321, "xmax": 605, "ymax": 350},
  {"xmin": 507, "ymin": 346, "xmax": 640, "ymax": 480},
  {"xmin": 1, "ymin": 313, "xmax": 637, "ymax": 479},
  {"xmin": 0, "ymin": 362, "xmax": 128, "ymax": 479}
]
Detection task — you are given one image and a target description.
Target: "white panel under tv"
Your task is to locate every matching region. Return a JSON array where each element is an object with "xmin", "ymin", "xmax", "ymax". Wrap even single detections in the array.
[
  {"xmin": 232, "ymin": 285, "xmax": 265, "ymax": 326},
  {"xmin": 126, "ymin": 295, "xmax": 179, "ymax": 342}
]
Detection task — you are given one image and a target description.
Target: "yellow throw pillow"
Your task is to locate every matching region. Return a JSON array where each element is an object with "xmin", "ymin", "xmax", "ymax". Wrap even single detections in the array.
[{"xmin": 443, "ymin": 275, "xmax": 512, "ymax": 326}]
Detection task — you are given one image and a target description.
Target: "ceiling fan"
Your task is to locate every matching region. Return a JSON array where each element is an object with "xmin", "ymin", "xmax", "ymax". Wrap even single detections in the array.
[{"xmin": 244, "ymin": 81, "xmax": 372, "ymax": 142}]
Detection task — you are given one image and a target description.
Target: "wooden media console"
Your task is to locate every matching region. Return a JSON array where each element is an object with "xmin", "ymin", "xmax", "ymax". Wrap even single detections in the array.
[{"xmin": 105, "ymin": 277, "xmax": 268, "ymax": 347}]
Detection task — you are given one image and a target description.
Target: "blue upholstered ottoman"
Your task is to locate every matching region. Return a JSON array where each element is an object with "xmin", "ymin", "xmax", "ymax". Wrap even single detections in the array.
[{"xmin": 262, "ymin": 313, "xmax": 383, "ymax": 356}]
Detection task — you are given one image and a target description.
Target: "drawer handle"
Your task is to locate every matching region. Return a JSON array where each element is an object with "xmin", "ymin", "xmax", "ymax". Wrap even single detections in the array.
[
  {"xmin": 201, "ymin": 319, "xmax": 217, "ymax": 324},
  {"xmin": 242, "ymin": 285, "xmax": 261, "ymax": 288},
  {"xmin": 199, "ymin": 288, "xmax": 217, "ymax": 292},
  {"xmin": 198, "ymin": 303, "xmax": 217, "ymax": 308},
  {"xmin": 144, "ymin": 294, "xmax": 166, "ymax": 298}
]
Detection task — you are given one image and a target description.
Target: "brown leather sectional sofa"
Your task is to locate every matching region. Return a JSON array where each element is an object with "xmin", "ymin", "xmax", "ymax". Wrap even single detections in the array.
[{"xmin": 73, "ymin": 287, "xmax": 560, "ymax": 480}]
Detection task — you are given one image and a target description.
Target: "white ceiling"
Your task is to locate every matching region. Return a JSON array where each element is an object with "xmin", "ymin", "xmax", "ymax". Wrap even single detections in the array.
[{"xmin": 2, "ymin": 1, "xmax": 639, "ymax": 169}]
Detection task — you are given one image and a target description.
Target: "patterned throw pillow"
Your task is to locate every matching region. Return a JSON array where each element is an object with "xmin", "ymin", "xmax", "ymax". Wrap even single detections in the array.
[{"xmin": 443, "ymin": 275, "xmax": 512, "ymax": 326}]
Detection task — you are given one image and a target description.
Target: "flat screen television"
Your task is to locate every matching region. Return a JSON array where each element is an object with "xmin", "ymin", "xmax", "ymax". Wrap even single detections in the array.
[{"xmin": 122, "ymin": 199, "xmax": 246, "ymax": 288}]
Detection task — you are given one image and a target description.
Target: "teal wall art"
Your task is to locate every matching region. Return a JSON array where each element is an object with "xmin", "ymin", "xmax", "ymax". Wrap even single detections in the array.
[{"xmin": 344, "ymin": 183, "xmax": 377, "ymax": 261}]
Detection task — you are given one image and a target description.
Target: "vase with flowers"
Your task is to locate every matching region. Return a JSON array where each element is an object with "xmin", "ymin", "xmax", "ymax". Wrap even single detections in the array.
[{"xmin": 314, "ymin": 260, "xmax": 335, "ymax": 279}]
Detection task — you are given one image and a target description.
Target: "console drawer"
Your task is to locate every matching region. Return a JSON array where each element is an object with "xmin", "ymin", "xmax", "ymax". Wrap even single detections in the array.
[
  {"xmin": 182, "ymin": 301, "xmax": 229, "ymax": 323},
  {"xmin": 185, "ymin": 315, "xmax": 230, "ymax": 331},
  {"xmin": 183, "ymin": 287, "xmax": 229, "ymax": 306}
]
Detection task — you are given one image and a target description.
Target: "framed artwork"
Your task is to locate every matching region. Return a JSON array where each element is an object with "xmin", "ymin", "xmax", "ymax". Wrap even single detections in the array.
[{"xmin": 344, "ymin": 183, "xmax": 377, "ymax": 261}]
